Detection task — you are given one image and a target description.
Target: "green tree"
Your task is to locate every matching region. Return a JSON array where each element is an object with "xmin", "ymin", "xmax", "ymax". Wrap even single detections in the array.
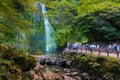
[{"xmin": 0, "ymin": 0, "xmax": 34, "ymax": 48}]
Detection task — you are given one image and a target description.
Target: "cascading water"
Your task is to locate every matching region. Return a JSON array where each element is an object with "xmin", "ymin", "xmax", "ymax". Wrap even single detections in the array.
[{"xmin": 38, "ymin": 3, "xmax": 57, "ymax": 51}]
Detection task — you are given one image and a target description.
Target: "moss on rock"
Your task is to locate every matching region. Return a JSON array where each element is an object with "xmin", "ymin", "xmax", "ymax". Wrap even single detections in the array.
[
  {"xmin": 0, "ymin": 59, "xmax": 22, "ymax": 80},
  {"xmin": 0, "ymin": 44, "xmax": 37, "ymax": 79},
  {"xmin": 13, "ymin": 55, "xmax": 37, "ymax": 71},
  {"xmin": 70, "ymin": 53, "xmax": 120, "ymax": 78}
]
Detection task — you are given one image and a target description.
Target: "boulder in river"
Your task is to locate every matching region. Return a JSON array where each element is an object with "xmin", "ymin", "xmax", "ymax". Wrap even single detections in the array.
[
  {"xmin": 80, "ymin": 72, "xmax": 91, "ymax": 80},
  {"xmin": 39, "ymin": 58, "xmax": 46, "ymax": 65}
]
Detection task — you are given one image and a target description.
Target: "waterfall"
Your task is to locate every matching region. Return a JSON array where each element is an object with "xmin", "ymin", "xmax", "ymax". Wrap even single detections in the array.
[
  {"xmin": 39, "ymin": 3, "xmax": 57, "ymax": 51},
  {"xmin": 29, "ymin": 2, "xmax": 57, "ymax": 52}
]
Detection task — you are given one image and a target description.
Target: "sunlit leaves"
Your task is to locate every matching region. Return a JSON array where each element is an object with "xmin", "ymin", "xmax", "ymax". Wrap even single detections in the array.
[
  {"xmin": 76, "ymin": 6, "xmax": 120, "ymax": 42},
  {"xmin": 78, "ymin": 0, "xmax": 120, "ymax": 15},
  {"xmin": 38, "ymin": 0, "xmax": 120, "ymax": 45},
  {"xmin": 0, "ymin": 0, "xmax": 34, "ymax": 45},
  {"xmin": 39, "ymin": 0, "xmax": 78, "ymax": 26}
]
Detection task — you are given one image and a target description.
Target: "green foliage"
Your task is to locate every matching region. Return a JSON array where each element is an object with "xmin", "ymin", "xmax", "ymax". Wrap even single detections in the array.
[
  {"xmin": 1, "ymin": 0, "xmax": 120, "ymax": 48},
  {"xmin": 0, "ymin": 44, "xmax": 18, "ymax": 60},
  {"xmin": 35, "ymin": 49, "xmax": 43, "ymax": 55},
  {"xmin": 75, "ymin": 6, "xmax": 120, "ymax": 42},
  {"xmin": 38, "ymin": 0, "xmax": 120, "ymax": 46},
  {"xmin": 13, "ymin": 55, "xmax": 37, "ymax": 71},
  {"xmin": 22, "ymin": 76, "xmax": 30, "ymax": 80},
  {"xmin": 0, "ymin": 44, "xmax": 37, "ymax": 73},
  {"xmin": 78, "ymin": 0, "xmax": 120, "ymax": 15},
  {"xmin": 48, "ymin": 0, "xmax": 78, "ymax": 25},
  {"xmin": 38, "ymin": 0, "xmax": 79, "ymax": 46},
  {"xmin": 0, "ymin": 59, "xmax": 22, "ymax": 80},
  {"xmin": 73, "ymin": 54, "xmax": 120, "ymax": 77},
  {"xmin": 0, "ymin": 0, "xmax": 33, "ymax": 47}
]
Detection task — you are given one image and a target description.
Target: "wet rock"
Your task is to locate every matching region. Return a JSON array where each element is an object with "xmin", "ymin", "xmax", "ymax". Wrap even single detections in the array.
[
  {"xmin": 39, "ymin": 65, "xmax": 44, "ymax": 69},
  {"xmin": 66, "ymin": 60, "xmax": 72, "ymax": 68},
  {"xmin": 55, "ymin": 61, "xmax": 62, "ymax": 65},
  {"xmin": 51, "ymin": 59, "xmax": 56, "ymax": 65},
  {"xmin": 61, "ymin": 60, "xmax": 67, "ymax": 67},
  {"xmin": 34, "ymin": 70, "xmax": 44, "ymax": 80},
  {"xmin": 34, "ymin": 76, "xmax": 43, "ymax": 80},
  {"xmin": 63, "ymin": 68, "xmax": 79, "ymax": 73},
  {"xmin": 43, "ymin": 70, "xmax": 63, "ymax": 80},
  {"xmin": 71, "ymin": 72, "xmax": 79, "ymax": 76},
  {"xmin": 75, "ymin": 76, "xmax": 81, "ymax": 80},
  {"xmin": 2, "ymin": 72, "xmax": 21, "ymax": 80},
  {"xmin": 39, "ymin": 58, "xmax": 46, "ymax": 65},
  {"xmin": 23, "ymin": 70, "xmax": 35, "ymax": 80},
  {"xmin": 63, "ymin": 68, "xmax": 68, "ymax": 72},
  {"xmin": 103, "ymin": 74, "xmax": 114, "ymax": 80},
  {"xmin": 61, "ymin": 59, "xmax": 72, "ymax": 68},
  {"xmin": 45, "ymin": 59, "xmax": 55, "ymax": 65},
  {"xmin": 80, "ymin": 72, "xmax": 91, "ymax": 80},
  {"xmin": 34, "ymin": 62, "xmax": 41, "ymax": 71},
  {"xmin": 64, "ymin": 75, "xmax": 74, "ymax": 80},
  {"xmin": 54, "ymin": 58, "xmax": 62, "ymax": 65},
  {"xmin": 65, "ymin": 73, "xmax": 72, "ymax": 76},
  {"xmin": 53, "ymin": 69, "xmax": 59, "ymax": 73}
]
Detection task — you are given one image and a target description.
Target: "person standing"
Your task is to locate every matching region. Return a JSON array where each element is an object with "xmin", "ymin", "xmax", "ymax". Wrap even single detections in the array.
[{"xmin": 113, "ymin": 43, "xmax": 119, "ymax": 58}]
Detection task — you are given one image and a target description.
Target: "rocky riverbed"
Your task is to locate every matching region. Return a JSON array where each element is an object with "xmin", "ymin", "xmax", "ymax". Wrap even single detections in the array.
[
  {"xmin": 29, "ymin": 52, "xmax": 120, "ymax": 80},
  {"xmin": 30, "ymin": 54, "xmax": 91, "ymax": 80}
]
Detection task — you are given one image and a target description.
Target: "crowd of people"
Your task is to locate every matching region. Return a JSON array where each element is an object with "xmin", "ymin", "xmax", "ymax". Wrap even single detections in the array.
[{"xmin": 66, "ymin": 42, "xmax": 120, "ymax": 54}]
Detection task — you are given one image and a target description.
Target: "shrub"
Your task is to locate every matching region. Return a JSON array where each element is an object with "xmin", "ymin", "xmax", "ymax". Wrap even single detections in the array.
[
  {"xmin": 0, "ymin": 44, "xmax": 18, "ymax": 60},
  {"xmin": 35, "ymin": 49, "xmax": 43, "ymax": 55},
  {"xmin": 105, "ymin": 57, "xmax": 120, "ymax": 74},
  {"xmin": 0, "ymin": 43, "xmax": 37, "ymax": 78},
  {"xmin": 13, "ymin": 55, "xmax": 37, "ymax": 71},
  {"xmin": 73, "ymin": 54, "xmax": 120, "ymax": 77},
  {"xmin": 0, "ymin": 60, "xmax": 22, "ymax": 80},
  {"xmin": 0, "ymin": 44, "xmax": 37, "ymax": 71}
]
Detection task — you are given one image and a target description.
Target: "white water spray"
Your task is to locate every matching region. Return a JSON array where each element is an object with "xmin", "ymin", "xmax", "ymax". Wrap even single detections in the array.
[{"xmin": 39, "ymin": 3, "xmax": 57, "ymax": 51}]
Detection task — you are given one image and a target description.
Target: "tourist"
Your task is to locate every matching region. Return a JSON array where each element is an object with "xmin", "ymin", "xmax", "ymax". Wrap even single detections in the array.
[
  {"xmin": 113, "ymin": 43, "xmax": 119, "ymax": 58},
  {"xmin": 73, "ymin": 42, "xmax": 78, "ymax": 52}
]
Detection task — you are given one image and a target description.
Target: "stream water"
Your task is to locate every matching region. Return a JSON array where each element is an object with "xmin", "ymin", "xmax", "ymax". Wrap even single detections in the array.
[
  {"xmin": 44, "ymin": 51, "xmax": 60, "ymax": 58},
  {"xmin": 37, "ymin": 51, "xmax": 65, "ymax": 76},
  {"xmin": 41, "ymin": 65, "xmax": 64, "ymax": 74}
]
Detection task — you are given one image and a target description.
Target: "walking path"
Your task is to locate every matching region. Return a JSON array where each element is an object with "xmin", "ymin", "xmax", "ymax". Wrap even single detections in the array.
[
  {"xmin": 33, "ymin": 49, "xmax": 120, "ymax": 59},
  {"xmin": 63, "ymin": 48, "xmax": 120, "ymax": 58}
]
